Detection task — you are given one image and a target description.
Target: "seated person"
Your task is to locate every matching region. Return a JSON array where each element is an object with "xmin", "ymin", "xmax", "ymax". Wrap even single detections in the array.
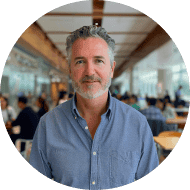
[
  {"xmin": 36, "ymin": 97, "xmax": 49, "ymax": 118},
  {"xmin": 156, "ymin": 98, "xmax": 164, "ymax": 111},
  {"xmin": 162, "ymin": 98, "xmax": 177, "ymax": 119},
  {"xmin": 1, "ymin": 96, "xmax": 17, "ymax": 143},
  {"xmin": 176, "ymin": 100, "xmax": 186, "ymax": 116},
  {"xmin": 120, "ymin": 95, "xmax": 130, "ymax": 104},
  {"xmin": 10, "ymin": 96, "xmax": 40, "ymax": 140},
  {"xmin": 1, "ymin": 96, "xmax": 17, "ymax": 126},
  {"xmin": 141, "ymin": 98, "xmax": 166, "ymax": 122},
  {"xmin": 57, "ymin": 91, "xmax": 68, "ymax": 105},
  {"xmin": 129, "ymin": 94, "xmax": 140, "ymax": 111},
  {"xmin": 162, "ymin": 98, "xmax": 178, "ymax": 131}
]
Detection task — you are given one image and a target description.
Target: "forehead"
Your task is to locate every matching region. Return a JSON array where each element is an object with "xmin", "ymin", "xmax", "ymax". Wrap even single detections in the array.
[{"xmin": 71, "ymin": 37, "xmax": 109, "ymax": 57}]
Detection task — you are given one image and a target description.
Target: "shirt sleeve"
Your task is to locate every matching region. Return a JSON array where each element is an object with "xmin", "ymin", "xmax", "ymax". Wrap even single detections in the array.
[
  {"xmin": 29, "ymin": 118, "xmax": 53, "ymax": 179},
  {"xmin": 135, "ymin": 118, "xmax": 159, "ymax": 180}
]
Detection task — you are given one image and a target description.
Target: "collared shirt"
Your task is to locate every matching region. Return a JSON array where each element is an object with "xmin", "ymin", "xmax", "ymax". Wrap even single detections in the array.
[
  {"xmin": 141, "ymin": 106, "xmax": 166, "ymax": 122},
  {"xmin": 30, "ymin": 91, "xmax": 159, "ymax": 190}
]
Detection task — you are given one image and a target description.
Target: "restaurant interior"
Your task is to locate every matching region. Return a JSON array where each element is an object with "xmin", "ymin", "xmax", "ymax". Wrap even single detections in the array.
[{"xmin": 1, "ymin": 0, "xmax": 189, "ymax": 189}]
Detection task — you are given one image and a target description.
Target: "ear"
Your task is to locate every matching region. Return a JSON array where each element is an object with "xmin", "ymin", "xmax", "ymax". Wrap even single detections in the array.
[{"xmin": 111, "ymin": 61, "xmax": 116, "ymax": 78}]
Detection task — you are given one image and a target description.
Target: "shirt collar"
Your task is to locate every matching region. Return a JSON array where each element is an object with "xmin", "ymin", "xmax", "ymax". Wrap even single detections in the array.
[{"xmin": 71, "ymin": 90, "xmax": 113, "ymax": 120}]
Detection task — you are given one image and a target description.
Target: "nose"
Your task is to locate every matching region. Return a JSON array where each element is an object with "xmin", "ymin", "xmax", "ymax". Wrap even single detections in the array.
[{"xmin": 84, "ymin": 60, "xmax": 95, "ymax": 76}]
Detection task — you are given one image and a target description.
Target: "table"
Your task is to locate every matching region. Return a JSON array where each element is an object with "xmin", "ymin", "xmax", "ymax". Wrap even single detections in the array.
[
  {"xmin": 166, "ymin": 116, "xmax": 187, "ymax": 124},
  {"xmin": 174, "ymin": 108, "xmax": 189, "ymax": 112},
  {"xmin": 153, "ymin": 136, "xmax": 179, "ymax": 150}
]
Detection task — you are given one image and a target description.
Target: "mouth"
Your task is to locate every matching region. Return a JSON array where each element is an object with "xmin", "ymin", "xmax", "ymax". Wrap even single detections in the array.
[{"xmin": 83, "ymin": 81, "xmax": 98, "ymax": 83}]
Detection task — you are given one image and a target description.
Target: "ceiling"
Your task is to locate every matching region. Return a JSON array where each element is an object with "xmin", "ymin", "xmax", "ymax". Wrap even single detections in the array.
[{"xmin": 36, "ymin": 0, "xmax": 171, "ymax": 79}]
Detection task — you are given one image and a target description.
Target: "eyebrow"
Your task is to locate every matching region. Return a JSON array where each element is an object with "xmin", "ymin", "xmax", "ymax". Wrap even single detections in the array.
[
  {"xmin": 74, "ymin": 56, "xmax": 106, "ymax": 61},
  {"xmin": 74, "ymin": 56, "xmax": 85, "ymax": 61},
  {"xmin": 94, "ymin": 56, "xmax": 105, "ymax": 60}
]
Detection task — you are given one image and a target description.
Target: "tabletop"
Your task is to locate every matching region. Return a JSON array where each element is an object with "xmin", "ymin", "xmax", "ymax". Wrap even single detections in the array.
[
  {"xmin": 153, "ymin": 136, "xmax": 179, "ymax": 150},
  {"xmin": 174, "ymin": 108, "xmax": 189, "ymax": 113},
  {"xmin": 166, "ymin": 116, "xmax": 187, "ymax": 124}
]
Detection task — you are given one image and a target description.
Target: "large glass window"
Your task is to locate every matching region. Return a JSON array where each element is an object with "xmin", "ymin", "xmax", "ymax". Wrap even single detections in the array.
[{"xmin": 172, "ymin": 63, "xmax": 190, "ymax": 101}]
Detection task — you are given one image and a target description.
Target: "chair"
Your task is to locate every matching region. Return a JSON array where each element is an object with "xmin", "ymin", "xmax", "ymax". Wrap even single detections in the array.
[{"xmin": 15, "ymin": 139, "xmax": 33, "ymax": 162}]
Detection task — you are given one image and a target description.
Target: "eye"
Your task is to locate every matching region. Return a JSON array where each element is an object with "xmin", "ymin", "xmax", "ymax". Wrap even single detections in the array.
[
  {"xmin": 95, "ymin": 59, "xmax": 104, "ymax": 64},
  {"xmin": 75, "ymin": 60, "xmax": 84, "ymax": 64}
]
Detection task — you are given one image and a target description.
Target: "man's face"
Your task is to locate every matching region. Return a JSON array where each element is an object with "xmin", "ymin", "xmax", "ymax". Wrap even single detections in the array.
[{"xmin": 69, "ymin": 37, "xmax": 116, "ymax": 99}]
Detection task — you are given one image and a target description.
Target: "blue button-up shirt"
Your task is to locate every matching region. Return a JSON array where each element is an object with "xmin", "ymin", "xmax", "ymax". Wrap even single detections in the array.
[{"xmin": 30, "ymin": 91, "xmax": 159, "ymax": 189}]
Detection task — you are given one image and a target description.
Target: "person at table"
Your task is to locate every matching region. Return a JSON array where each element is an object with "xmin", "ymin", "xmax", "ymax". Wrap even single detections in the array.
[
  {"xmin": 129, "ymin": 94, "xmax": 140, "ymax": 111},
  {"xmin": 162, "ymin": 98, "xmax": 178, "ymax": 131},
  {"xmin": 162, "ymin": 98, "xmax": 177, "ymax": 119},
  {"xmin": 68, "ymin": 92, "xmax": 74, "ymax": 100},
  {"xmin": 120, "ymin": 94, "xmax": 130, "ymax": 105},
  {"xmin": 156, "ymin": 98, "xmax": 164, "ymax": 111},
  {"xmin": 176, "ymin": 100, "xmax": 186, "ymax": 116},
  {"xmin": 0, "ymin": 96, "xmax": 17, "ymax": 135},
  {"xmin": 141, "ymin": 98, "xmax": 166, "ymax": 122},
  {"xmin": 30, "ymin": 25, "xmax": 159, "ymax": 189},
  {"xmin": 36, "ymin": 97, "xmax": 49, "ymax": 118},
  {"xmin": 8, "ymin": 96, "xmax": 40, "ymax": 141},
  {"xmin": 164, "ymin": 90, "xmax": 171, "ymax": 104},
  {"xmin": 57, "ymin": 90, "xmax": 68, "ymax": 105}
]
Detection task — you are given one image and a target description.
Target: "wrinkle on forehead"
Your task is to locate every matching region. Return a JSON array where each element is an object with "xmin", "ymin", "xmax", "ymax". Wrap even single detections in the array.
[{"xmin": 72, "ymin": 37, "xmax": 109, "ymax": 58}]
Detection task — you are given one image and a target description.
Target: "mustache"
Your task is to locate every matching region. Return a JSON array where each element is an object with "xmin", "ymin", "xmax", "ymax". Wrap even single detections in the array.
[{"xmin": 80, "ymin": 75, "xmax": 102, "ymax": 83}]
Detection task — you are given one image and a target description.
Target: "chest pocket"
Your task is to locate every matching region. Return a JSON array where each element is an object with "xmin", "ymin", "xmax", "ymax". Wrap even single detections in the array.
[{"xmin": 109, "ymin": 151, "xmax": 140, "ymax": 186}]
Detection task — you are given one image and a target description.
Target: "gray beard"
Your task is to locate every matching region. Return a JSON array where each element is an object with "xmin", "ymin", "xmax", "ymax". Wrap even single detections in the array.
[{"xmin": 71, "ymin": 76, "xmax": 112, "ymax": 99}]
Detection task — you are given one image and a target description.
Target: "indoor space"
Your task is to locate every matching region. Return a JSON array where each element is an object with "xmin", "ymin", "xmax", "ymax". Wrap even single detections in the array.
[{"xmin": 1, "ymin": 0, "xmax": 189, "ymax": 179}]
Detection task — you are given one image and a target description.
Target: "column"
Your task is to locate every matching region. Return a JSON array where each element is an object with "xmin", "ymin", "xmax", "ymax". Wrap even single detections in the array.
[
  {"xmin": 157, "ymin": 69, "xmax": 173, "ymax": 98},
  {"xmin": 34, "ymin": 75, "xmax": 38, "ymax": 97},
  {"xmin": 129, "ymin": 69, "xmax": 133, "ymax": 94}
]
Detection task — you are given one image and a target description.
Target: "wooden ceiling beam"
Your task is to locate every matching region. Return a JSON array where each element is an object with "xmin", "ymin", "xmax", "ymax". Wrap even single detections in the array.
[
  {"xmin": 16, "ymin": 22, "xmax": 69, "ymax": 74},
  {"xmin": 114, "ymin": 24, "xmax": 171, "ymax": 78},
  {"xmin": 92, "ymin": 0, "xmax": 104, "ymax": 26},
  {"xmin": 46, "ymin": 31, "xmax": 149, "ymax": 35},
  {"xmin": 115, "ymin": 43, "xmax": 139, "ymax": 46},
  {"xmin": 44, "ymin": 13, "xmax": 146, "ymax": 17}
]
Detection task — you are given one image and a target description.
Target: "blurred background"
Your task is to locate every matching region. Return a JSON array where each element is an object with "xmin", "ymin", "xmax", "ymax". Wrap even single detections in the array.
[{"xmin": 0, "ymin": 0, "xmax": 189, "ymax": 163}]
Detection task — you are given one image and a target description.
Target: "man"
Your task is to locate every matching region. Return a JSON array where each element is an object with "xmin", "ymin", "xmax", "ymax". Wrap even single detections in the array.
[
  {"xmin": 30, "ymin": 26, "xmax": 159, "ymax": 189},
  {"xmin": 10, "ymin": 96, "xmax": 40, "ymax": 141},
  {"xmin": 141, "ymin": 98, "xmax": 167, "ymax": 136},
  {"xmin": 129, "ymin": 94, "xmax": 141, "ymax": 111},
  {"xmin": 141, "ymin": 98, "xmax": 166, "ymax": 122},
  {"xmin": 175, "ymin": 85, "xmax": 183, "ymax": 107}
]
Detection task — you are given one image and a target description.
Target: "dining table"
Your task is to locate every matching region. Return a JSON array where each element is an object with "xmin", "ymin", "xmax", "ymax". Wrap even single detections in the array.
[
  {"xmin": 166, "ymin": 116, "xmax": 187, "ymax": 124},
  {"xmin": 153, "ymin": 136, "xmax": 179, "ymax": 150},
  {"xmin": 174, "ymin": 108, "xmax": 189, "ymax": 112}
]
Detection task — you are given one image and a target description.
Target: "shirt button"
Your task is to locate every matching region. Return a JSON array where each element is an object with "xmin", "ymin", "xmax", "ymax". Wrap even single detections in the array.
[
  {"xmin": 92, "ymin": 181, "xmax": 95, "ymax": 185},
  {"xmin": 75, "ymin": 116, "xmax": 77, "ymax": 119},
  {"xmin": 85, "ymin": 126, "xmax": 88, "ymax": 130},
  {"xmin": 93, "ymin": 152, "xmax": 96, "ymax": 155}
]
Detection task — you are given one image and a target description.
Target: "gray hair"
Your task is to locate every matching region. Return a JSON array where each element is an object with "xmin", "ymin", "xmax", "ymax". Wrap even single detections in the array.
[{"xmin": 66, "ymin": 25, "xmax": 115, "ymax": 67}]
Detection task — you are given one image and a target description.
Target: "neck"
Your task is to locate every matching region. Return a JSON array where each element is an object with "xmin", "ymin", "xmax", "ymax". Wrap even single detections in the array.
[{"xmin": 76, "ymin": 90, "xmax": 109, "ymax": 118}]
